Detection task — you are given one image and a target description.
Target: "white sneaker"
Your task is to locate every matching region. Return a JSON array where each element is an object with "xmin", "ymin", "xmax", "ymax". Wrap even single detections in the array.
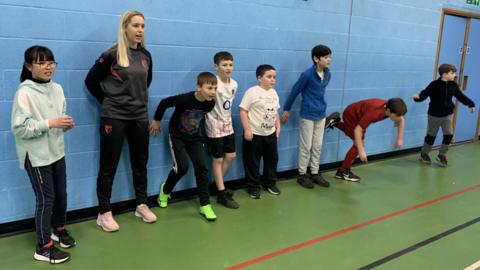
[
  {"xmin": 96, "ymin": 211, "xmax": 119, "ymax": 232},
  {"xmin": 135, "ymin": 204, "xmax": 157, "ymax": 223}
]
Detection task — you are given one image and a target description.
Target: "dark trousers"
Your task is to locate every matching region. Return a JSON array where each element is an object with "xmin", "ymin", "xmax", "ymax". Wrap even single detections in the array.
[
  {"xmin": 242, "ymin": 133, "xmax": 278, "ymax": 190},
  {"xmin": 97, "ymin": 118, "xmax": 149, "ymax": 213},
  {"xmin": 163, "ymin": 134, "xmax": 210, "ymax": 206},
  {"xmin": 25, "ymin": 155, "xmax": 67, "ymax": 245}
]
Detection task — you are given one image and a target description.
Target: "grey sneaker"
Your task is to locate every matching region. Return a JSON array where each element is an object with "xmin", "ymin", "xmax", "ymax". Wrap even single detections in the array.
[
  {"xmin": 419, "ymin": 153, "xmax": 431, "ymax": 164},
  {"xmin": 217, "ymin": 190, "xmax": 239, "ymax": 209},
  {"xmin": 297, "ymin": 174, "xmax": 314, "ymax": 189},
  {"xmin": 437, "ymin": 154, "xmax": 448, "ymax": 167},
  {"xmin": 310, "ymin": 174, "xmax": 330, "ymax": 187}
]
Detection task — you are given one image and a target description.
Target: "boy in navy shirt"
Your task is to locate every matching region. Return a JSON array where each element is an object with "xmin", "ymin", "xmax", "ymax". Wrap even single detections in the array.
[
  {"xmin": 413, "ymin": 63, "xmax": 475, "ymax": 167},
  {"xmin": 150, "ymin": 72, "xmax": 218, "ymax": 221}
]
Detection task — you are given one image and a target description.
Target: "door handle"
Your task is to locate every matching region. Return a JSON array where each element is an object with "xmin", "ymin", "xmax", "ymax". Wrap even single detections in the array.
[{"xmin": 462, "ymin": 75, "xmax": 468, "ymax": 90}]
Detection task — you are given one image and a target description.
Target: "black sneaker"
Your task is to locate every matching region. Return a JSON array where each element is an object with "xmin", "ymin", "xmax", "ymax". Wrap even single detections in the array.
[
  {"xmin": 325, "ymin": 112, "xmax": 341, "ymax": 130},
  {"xmin": 51, "ymin": 228, "xmax": 76, "ymax": 248},
  {"xmin": 248, "ymin": 188, "xmax": 261, "ymax": 199},
  {"xmin": 297, "ymin": 174, "xmax": 314, "ymax": 189},
  {"xmin": 437, "ymin": 154, "xmax": 448, "ymax": 167},
  {"xmin": 335, "ymin": 169, "xmax": 360, "ymax": 182},
  {"xmin": 34, "ymin": 242, "xmax": 70, "ymax": 264},
  {"xmin": 265, "ymin": 185, "xmax": 281, "ymax": 195},
  {"xmin": 217, "ymin": 190, "xmax": 239, "ymax": 209},
  {"xmin": 419, "ymin": 153, "xmax": 431, "ymax": 164},
  {"xmin": 335, "ymin": 169, "xmax": 344, "ymax": 179},
  {"xmin": 310, "ymin": 174, "xmax": 330, "ymax": 187},
  {"xmin": 225, "ymin": 188, "xmax": 234, "ymax": 197}
]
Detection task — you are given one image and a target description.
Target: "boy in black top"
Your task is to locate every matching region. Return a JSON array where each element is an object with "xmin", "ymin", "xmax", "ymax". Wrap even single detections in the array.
[
  {"xmin": 150, "ymin": 72, "xmax": 217, "ymax": 221},
  {"xmin": 413, "ymin": 63, "xmax": 475, "ymax": 167}
]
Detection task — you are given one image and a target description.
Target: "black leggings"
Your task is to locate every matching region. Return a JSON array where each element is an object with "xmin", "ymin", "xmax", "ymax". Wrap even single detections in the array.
[{"xmin": 97, "ymin": 118, "xmax": 149, "ymax": 213}]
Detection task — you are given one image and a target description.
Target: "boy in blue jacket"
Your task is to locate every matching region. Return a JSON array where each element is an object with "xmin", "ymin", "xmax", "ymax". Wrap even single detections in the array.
[{"xmin": 281, "ymin": 44, "xmax": 338, "ymax": 189}]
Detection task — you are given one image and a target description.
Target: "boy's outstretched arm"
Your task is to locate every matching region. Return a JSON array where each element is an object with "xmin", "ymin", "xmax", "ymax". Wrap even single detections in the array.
[
  {"xmin": 454, "ymin": 87, "xmax": 475, "ymax": 112},
  {"xmin": 353, "ymin": 125, "xmax": 368, "ymax": 163},
  {"xmin": 149, "ymin": 120, "xmax": 162, "ymax": 136},
  {"xmin": 394, "ymin": 117, "xmax": 405, "ymax": 148},
  {"xmin": 413, "ymin": 83, "xmax": 433, "ymax": 102},
  {"xmin": 153, "ymin": 95, "xmax": 177, "ymax": 121},
  {"xmin": 282, "ymin": 73, "xmax": 308, "ymax": 124},
  {"xmin": 150, "ymin": 94, "xmax": 181, "ymax": 136},
  {"xmin": 239, "ymin": 108, "xmax": 253, "ymax": 141}
]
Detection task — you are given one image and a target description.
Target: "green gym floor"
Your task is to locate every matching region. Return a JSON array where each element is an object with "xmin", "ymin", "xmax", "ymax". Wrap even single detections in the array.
[{"xmin": 1, "ymin": 142, "xmax": 480, "ymax": 270}]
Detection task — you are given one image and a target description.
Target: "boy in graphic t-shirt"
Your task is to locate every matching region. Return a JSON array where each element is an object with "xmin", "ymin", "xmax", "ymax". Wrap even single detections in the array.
[
  {"xmin": 150, "ymin": 72, "xmax": 218, "ymax": 221},
  {"xmin": 239, "ymin": 64, "xmax": 281, "ymax": 199}
]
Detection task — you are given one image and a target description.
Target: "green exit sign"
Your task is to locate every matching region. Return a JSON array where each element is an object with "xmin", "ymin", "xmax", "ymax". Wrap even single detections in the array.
[{"xmin": 467, "ymin": 0, "xmax": 480, "ymax": 6}]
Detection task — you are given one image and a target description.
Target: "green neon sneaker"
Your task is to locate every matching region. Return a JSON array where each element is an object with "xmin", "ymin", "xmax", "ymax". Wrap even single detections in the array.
[
  {"xmin": 199, "ymin": 204, "xmax": 217, "ymax": 221},
  {"xmin": 157, "ymin": 183, "xmax": 170, "ymax": 208}
]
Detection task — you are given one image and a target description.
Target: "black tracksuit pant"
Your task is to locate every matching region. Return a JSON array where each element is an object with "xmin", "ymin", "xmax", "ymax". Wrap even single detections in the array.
[
  {"xmin": 242, "ymin": 133, "xmax": 278, "ymax": 191},
  {"xmin": 163, "ymin": 134, "xmax": 210, "ymax": 206},
  {"xmin": 25, "ymin": 155, "xmax": 67, "ymax": 246},
  {"xmin": 97, "ymin": 118, "xmax": 149, "ymax": 213}
]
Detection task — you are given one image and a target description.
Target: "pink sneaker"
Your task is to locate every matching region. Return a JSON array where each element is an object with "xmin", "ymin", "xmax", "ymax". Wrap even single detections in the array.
[
  {"xmin": 135, "ymin": 204, "xmax": 157, "ymax": 223},
  {"xmin": 96, "ymin": 211, "xmax": 119, "ymax": 232}
]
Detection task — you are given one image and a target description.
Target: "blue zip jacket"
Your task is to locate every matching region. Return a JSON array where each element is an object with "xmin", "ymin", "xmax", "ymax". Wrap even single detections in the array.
[{"xmin": 283, "ymin": 65, "xmax": 330, "ymax": 120}]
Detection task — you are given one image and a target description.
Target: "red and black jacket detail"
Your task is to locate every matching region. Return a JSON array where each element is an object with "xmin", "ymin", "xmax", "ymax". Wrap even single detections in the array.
[{"xmin": 85, "ymin": 45, "xmax": 153, "ymax": 120}]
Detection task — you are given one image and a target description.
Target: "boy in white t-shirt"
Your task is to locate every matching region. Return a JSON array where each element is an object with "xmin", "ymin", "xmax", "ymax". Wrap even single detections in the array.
[
  {"xmin": 205, "ymin": 52, "xmax": 239, "ymax": 209},
  {"xmin": 239, "ymin": 64, "xmax": 281, "ymax": 199}
]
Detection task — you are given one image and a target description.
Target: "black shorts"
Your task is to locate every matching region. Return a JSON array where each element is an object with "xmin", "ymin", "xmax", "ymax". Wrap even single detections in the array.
[{"xmin": 207, "ymin": 134, "xmax": 236, "ymax": 158}]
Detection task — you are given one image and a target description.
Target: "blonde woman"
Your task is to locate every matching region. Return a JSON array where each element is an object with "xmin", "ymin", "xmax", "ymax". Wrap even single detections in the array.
[{"xmin": 85, "ymin": 10, "xmax": 156, "ymax": 232}]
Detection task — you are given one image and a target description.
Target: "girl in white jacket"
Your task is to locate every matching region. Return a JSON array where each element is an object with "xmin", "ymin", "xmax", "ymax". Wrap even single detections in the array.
[{"xmin": 11, "ymin": 45, "xmax": 75, "ymax": 264}]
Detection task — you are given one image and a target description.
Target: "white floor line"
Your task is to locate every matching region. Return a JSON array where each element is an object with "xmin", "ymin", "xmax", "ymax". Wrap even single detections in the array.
[{"xmin": 465, "ymin": 260, "xmax": 480, "ymax": 270}]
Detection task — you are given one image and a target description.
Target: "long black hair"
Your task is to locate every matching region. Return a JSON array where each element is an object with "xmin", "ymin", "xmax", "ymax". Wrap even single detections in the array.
[{"xmin": 20, "ymin": 45, "xmax": 55, "ymax": 82}]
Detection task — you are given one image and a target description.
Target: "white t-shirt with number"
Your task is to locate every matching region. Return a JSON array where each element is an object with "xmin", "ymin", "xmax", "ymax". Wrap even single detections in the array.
[
  {"xmin": 205, "ymin": 76, "xmax": 238, "ymax": 138},
  {"xmin": 239, "ymin": 85, "xmax": 280, "ymax": 136}
]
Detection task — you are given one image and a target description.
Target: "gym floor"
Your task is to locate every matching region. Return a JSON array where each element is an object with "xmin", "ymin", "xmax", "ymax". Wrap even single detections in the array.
[{"xmin": 1, "ymin": 142, "xmax": 479, "ymax": 270}]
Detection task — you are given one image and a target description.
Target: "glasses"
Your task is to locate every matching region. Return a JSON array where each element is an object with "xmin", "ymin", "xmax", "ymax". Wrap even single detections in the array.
[{"xmin": 33, "ymin": 61, "xmax": 58, "ymax": 68}]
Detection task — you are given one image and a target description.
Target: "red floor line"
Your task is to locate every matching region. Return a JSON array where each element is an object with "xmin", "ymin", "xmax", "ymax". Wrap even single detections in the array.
[{"xmin": 225, "ymin": 183, "xmax": 480, "ymax": 270}]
